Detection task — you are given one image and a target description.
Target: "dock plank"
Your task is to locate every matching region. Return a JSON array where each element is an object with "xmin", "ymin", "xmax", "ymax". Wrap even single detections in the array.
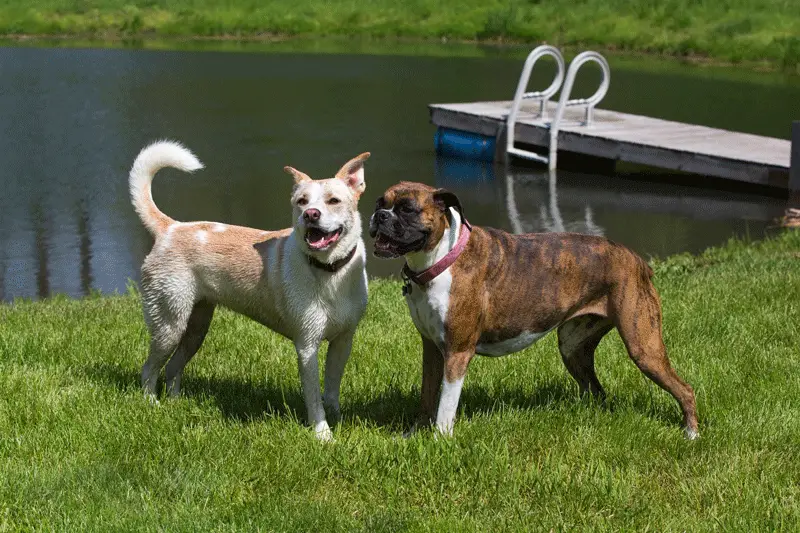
[{"xmin": 430, "ymin": 100, "xmax": 790, "ymax": 187}]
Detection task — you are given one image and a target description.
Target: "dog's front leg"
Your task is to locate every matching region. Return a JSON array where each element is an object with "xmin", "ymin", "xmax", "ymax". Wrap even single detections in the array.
[
  {"xmin": 404, "ymin": 337, "xmax": 444, "ymax": 437},
  {"xmin": 295, "ymin": 339, "xmax": 333, "ymax": 441},
  {"xmin": 323, "ymin": 330, "xmax": 355, "ymax": 423},
  {"xmin": 435, "ymin": 349, "xmax": 474, "ymax": 437}
]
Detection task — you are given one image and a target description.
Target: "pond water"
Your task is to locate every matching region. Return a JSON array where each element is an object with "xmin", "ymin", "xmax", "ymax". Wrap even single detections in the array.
[{"xmin": 0, "ymin": 40, "xmax": 798, "ymax": 301}]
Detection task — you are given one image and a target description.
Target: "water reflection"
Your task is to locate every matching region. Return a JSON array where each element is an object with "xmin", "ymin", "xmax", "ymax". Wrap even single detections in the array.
[
  {"xmin": 434, "ymin": 157, "xmax": 785, "ymax": 258},
  {"xmin": 503, "ymin": 169, "xmax": 604, "ymax": 236}
]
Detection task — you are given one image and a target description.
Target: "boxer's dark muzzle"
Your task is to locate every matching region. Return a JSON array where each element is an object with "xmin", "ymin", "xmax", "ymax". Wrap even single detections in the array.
[{"xmin": 369, "ymin": 207, "xmax": 429, "ymax": 258}]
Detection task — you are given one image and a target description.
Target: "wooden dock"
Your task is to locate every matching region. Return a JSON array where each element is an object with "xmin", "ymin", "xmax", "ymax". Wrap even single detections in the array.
[{"xmin": 429, "ymin": 100, "xmax": 792, "ymax": 189}]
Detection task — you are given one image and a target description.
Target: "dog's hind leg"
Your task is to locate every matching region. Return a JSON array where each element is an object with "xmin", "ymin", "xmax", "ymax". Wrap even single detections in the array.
[
  {"xmin": 612, "ymin": 284, "xmax": 699, "ymax": 439},
  {"xmin": 557, "ymin": 315, "xmax": 613, "ymax": 399},
  {"xmin": 142, "ymin": 332, "xmax": 185, "ymax": 399},
  {"xmin": 165, "ymin": 300, "xmax": 215, "ymax": 397},
  {"xmin": 140, "ymin": 289, "xmax": 195, "ymax": 398}
]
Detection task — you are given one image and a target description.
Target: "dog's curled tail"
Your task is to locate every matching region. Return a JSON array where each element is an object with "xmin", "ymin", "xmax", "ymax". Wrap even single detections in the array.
[{"xmin": 129, "ymin": 140, "xmax": 204, "ymax": 236}]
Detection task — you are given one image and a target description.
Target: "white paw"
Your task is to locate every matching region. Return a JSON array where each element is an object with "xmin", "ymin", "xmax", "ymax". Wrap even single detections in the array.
[
  {"xmin": 685, "ymin": 427, "xmax": 700, "ymax": 440},
  {"xmin": 434, "ymin": 424, "xmax": 454, "ymax": 440},
  {"xmin": 315, "ymin": 423, "xmax": 334, "ymax": 442}
]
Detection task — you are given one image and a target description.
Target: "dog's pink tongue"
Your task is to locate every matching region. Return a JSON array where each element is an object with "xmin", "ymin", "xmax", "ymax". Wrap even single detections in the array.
[{"xmin": 309, "ymin": 231, "xmax": 340, "ymax": 249}]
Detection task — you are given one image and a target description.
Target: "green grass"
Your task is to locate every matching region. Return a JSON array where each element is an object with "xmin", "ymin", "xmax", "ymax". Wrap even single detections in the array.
[
  {"xmin": 1, "ymin": 1, "xmax": 799, "ymax": 70},
  {"xmin": 1, "ymin": 230, "xmax": 800, "ymax": 530}
]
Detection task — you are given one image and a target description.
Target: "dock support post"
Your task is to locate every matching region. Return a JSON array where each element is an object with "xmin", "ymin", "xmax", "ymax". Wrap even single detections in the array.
[
  {"xmin": 494, "ymin": 125, "xmax": 508, "ymax": 166},
  {"xmin": 784, "ymin": 121, "xmax": 800, "ymax": 227}
]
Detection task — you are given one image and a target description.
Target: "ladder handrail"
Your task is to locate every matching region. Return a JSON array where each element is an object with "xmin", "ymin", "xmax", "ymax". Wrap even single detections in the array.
[
  {"xmin": 548, "ymin": 51, "xmax": 611, "ymax": 169},
  {"xmin": 504, "ymin": 47, "xmax": 610, "ymax": 169},
  {"xmin": 505, "ymin": 45, "xmax": 565, "ymax": 164}
]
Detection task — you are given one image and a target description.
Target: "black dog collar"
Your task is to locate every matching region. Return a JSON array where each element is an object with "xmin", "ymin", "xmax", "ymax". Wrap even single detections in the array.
[{"xmin": 307, "ymin": 246, "xmax": 358, "ymax": 273}]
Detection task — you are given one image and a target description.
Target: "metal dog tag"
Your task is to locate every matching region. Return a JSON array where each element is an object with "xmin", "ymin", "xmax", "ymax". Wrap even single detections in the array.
[
  {"xmin": 401, "ymin": 271, "xmax": 412, "ymax": 296},
  {"xmin": 402, "ymin": 279, "xmax": 412, "ymax": 296}
]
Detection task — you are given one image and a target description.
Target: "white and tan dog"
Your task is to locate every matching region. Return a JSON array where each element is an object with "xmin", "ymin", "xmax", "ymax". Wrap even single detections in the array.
[{"xmin": 129, "ymin": 140, "xmax": 370, "ymax": 440}]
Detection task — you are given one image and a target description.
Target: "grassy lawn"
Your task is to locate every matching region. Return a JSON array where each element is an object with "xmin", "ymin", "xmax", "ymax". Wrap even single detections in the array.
[
  {"xmin": 1, "ymin": 230, "xmax": 799, "ymax": 530},
  {"xmin": 1, "ymin": 1, "xmax": 799, "ymax": 70}
]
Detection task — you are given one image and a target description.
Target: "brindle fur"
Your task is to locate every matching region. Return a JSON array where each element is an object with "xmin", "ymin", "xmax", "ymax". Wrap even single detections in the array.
[{"xmin": 372, "ymin": 181, "xmax": 698, "ymax": 437}]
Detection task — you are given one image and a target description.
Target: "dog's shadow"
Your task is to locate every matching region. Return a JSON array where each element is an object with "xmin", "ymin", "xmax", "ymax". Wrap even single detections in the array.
[
  {"xmin": 83, "ymin": 363, "xmax": 306, "ymax": 422},
  {"xmin": 345, "ymin": 379, "xmax": 583, "ymax": 430},
  {"xmin": 83, "ymin": 363, "xmax": 678, "ymax": 430}
]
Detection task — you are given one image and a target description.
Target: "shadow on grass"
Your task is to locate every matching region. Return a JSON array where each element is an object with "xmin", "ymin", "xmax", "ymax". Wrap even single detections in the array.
[
  {"xmin": 461, "ymin": 380, "xmax": 580, "ymax": 417},
  {"xmin": 342, "ymin": 379, "xmax": 586, "ymax": 432},
  {"xmin": 82, "ymin": 363, "xmax": 682, "ymax": 431},
  {"xmin": 345, "ymin": 378, "xmax": 683, "ymax": 431},
  {"xmin": 185, "ymin": 374, "xmax": 307, "ymax": 423},
  {"xmin": 82, "ymin": 362, "xmax": 305, "ymax": 422}
]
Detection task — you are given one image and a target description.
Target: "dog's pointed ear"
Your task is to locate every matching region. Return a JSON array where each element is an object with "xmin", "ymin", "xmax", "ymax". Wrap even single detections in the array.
[
  {"xmin": 284, "ymin": 166, "xmax": 312, "ymax": 185},
  {"xmin": 433, "ymin": 188, "xmax": 463, "ymax": 217},
  {"xmin": 335, "ymin": 152, "xmax": 370, "ymax": 197}
]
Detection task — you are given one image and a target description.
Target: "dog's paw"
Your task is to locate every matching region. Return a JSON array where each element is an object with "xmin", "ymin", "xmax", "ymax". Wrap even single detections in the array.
[
  {"xmin": 433, "ymin": 423, "xmax": 455, "ymax": 440},
  {"xmin": 684, "ymin": 427, "xmax": 700, "ymax": 440},
  {"xmin": 144, "ymin": 393, "xmax": 160, "ymax": 406},
  {"xmin": 314, "ymin": 422, "xmax": 334, "ymax": 443}
]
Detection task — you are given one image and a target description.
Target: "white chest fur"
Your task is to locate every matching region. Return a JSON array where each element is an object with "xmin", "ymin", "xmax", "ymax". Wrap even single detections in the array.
[
  {"xmin": 403, "ymin": 207, "xmax": 463, "ymax": 351},
  {"xmin": 405, "ymin": 270, "xmax": 451, "ymax": 349},
  {"xmin": 282, "ymin": 240, "xmax": 368, "ymax": 340}
]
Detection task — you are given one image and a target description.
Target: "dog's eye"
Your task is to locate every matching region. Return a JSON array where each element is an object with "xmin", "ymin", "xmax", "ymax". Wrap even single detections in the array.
[
  {"xmin": 400, "ymin": 203, "xmax": 416, "ymax": 213},
  {"xmin": 297, "ymin": 198, "xmax": 308, "ymax": 206},
  {"xmin": 327, "ymin": 197, "xmax": 341, "ymax": 205}
]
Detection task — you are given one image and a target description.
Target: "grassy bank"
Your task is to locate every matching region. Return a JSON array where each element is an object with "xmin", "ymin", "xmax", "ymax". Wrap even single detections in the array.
[
  {"xmin": 1, "ymin": 231, "xmax": 800, "ymax": 530},
  {"xmin": 1, "ymin": 1, "xmax": 800, "ymax": 70}
]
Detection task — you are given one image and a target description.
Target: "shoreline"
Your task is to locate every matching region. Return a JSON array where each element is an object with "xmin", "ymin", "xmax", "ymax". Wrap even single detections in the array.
[
  {"xmin": 0, "ymin": 32, "xmax": 790, "ymax": 75},
  {"xmin": 0, "ymin": 31, "xmax": 800, "ymax": 76}
]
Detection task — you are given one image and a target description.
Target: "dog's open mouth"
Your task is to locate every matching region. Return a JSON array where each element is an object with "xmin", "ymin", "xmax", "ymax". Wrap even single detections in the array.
[
  {"xmin": 305, "ymin": 227, "xmax": 342, "ymax": 250},
  {"xmin": 373, "ymin": 233, "xmax": 400, "ymax": 258}
]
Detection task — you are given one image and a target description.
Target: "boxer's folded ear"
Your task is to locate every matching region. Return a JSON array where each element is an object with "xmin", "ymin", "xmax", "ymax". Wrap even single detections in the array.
[{"xmin": 433, "ymin": 189, "xmax": 464, "ymax": 218}]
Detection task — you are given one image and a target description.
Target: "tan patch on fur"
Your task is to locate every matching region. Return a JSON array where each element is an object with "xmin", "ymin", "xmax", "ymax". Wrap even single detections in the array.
[{"xmin": 164, "ymin": 222, "xmax": 291, "ymax": 262}]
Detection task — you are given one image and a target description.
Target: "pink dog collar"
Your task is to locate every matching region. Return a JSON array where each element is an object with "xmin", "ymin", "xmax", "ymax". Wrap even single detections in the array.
[{"xmin": 402, "ymin": 219, "xmax": 472, "ymax": 292}]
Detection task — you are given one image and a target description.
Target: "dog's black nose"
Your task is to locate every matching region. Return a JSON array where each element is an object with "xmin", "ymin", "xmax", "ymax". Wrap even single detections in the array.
[
  {"xmin": 376, "ymin": 210, "xmax": 389, "ymax": 223},
  {"xmin": 303, "ymin": 208, "xmax": 321, "ymax": 222}
]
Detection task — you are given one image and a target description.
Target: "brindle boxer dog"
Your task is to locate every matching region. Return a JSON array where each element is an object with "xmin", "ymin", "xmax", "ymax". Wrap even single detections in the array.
[{"xmin": 369, "ymin": 181, "xmax": 698, "ymax": 439}]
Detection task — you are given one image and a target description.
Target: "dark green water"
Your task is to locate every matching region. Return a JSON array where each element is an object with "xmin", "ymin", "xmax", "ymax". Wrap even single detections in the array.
[{"xmin": 0, "ymin": 40, "xmax": 798, "ymax": 300}]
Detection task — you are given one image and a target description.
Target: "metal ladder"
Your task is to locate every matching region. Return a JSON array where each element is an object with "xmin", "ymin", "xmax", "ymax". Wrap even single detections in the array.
[{"xmin": 505, "ymin": 46, "xmax": 611, "ymax": 170}]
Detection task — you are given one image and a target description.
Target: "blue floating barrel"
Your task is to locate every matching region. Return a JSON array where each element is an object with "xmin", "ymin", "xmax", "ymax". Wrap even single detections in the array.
[{"xmin": 434, "ymin": 127, "xmax": 496, "ymax": 162}]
